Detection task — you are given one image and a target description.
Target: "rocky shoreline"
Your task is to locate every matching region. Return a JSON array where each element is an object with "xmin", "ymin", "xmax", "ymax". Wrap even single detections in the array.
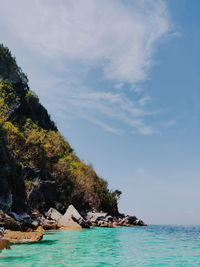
[
  {"xmin": 0, "ymin": 205, "xmax": 146, "ymax": 246},
  {"xmin": 0, "ymin": 45, "xmax": 147, "ymax": 251}
]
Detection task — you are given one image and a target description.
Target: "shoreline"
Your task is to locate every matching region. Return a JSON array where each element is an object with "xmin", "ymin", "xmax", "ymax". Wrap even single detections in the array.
[{"xmin": 0, "ymin": 204, "xmax": 147, "ymax": 246}]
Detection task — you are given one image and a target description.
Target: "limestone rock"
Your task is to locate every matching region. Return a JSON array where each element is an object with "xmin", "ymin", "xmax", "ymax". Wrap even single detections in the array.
[
  {"xmin": 36, "ymin": 226, "xmax": 45, "ymax": 232},
  {"xmin": 117, "ymin": 215, "xmax": 147, "ymax": 226},
  {"xmin": 86, "ymin": 212, "xmax": 107, "ymax": 223},
  {"xmin": 31, "ymin": 220, "xmax": 39, "ymax": 228},
  {"xmin": 45, "ymin": 208, "xmax": 62, "ymax": 222},
  {"xmin": 97, "ymin": 221, "xmax": 114, "ymax": 228},
  {"xmin": 0, "ymin": 237, "xmax": 11, "ymax": 250},
  {"xmin": 59, "ymin": 224, "xmax": 82, "ymax": 231},
  {"xmin": 42, "ymin": 219, "xmax": 59, "ymax": 230},
  {"xmin": 4, "ymin": 230, "xmax": 43, "ymax": 244},
  {"xmin": 58, "ymin": 205, "xmax": 90, "ymax": 229},
  {"xmin": 134, "ymin": 219, "xmax": 147, "ymax": 226}
]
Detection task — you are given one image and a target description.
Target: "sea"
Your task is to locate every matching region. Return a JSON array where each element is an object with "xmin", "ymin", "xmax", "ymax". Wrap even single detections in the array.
[{"xmin": 0, "ymin": 225, "xmax": 200, "ymax": 266}]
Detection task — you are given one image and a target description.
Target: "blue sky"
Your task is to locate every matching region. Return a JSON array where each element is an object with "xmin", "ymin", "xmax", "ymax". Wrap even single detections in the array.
[{"xmin": 0, "ymin": 0, "xmax": 200, "ymax": 224}]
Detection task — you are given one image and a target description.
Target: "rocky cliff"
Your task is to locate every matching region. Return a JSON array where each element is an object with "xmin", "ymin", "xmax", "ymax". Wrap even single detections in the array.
[{"xmin": 0, "ymin": 44, "xmax": 122, "ymax": 217}]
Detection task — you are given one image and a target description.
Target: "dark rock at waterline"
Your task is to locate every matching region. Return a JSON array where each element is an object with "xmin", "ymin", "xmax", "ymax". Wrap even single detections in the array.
[
  {"xmin": 134, "ymin": 219, "xmax": 147, "ymax": 226},
  {"xmin": 117, "ymin": 214, "xmax": 146, "ymax": 226},
  {"xmin": 86, "ymin": 211, "xmax": 108, "ymax": 224},
  {"xmin": 85, "ymin": 210, "xmax": 147, "ymax": 227},
  {"xmin": 0, "ymin": 210, "xmax": 22, "ymax": 231},
  {"xmin": 0, "ymin": 205, "xmax": 147, "ymax": 233}
]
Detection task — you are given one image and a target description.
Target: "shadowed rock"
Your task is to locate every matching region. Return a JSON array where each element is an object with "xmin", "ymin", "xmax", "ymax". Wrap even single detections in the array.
[
  {"xmin": 0, "ymin": 210, "xmax": 22, "ymax": 231},
  {"xmin": 86, "ymin": 212, "xmax": 107, "ymax": 223}
]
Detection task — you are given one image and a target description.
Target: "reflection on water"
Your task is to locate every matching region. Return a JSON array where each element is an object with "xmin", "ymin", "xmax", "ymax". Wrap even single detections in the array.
[
  {"xmin": 0, "ymin": 226, "xmax": 200, "ymax": 266},
  {"xmin": 0, "ymin": 255, "xmax": 30, "ymax": 260},
  {"xmin": 14, "ymin": 240, "xmax": 57, "ymax": 246}
]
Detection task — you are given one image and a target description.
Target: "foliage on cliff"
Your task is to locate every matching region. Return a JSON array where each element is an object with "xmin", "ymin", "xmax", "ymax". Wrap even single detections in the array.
[{"xmin": 0, "ymin": 44, "xmax": 121, "ymax": 215}]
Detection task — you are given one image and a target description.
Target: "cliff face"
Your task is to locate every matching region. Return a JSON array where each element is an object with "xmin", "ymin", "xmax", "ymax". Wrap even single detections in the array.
[{"xmin": 0, "ymin": 44, "xmax": 121, "ymax": 216}]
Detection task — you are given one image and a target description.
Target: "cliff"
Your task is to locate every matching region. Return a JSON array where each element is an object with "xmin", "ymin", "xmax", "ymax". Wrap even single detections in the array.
[{"xmin": 0, "ymin": 44, "xmax": 121, "ymax": 217}]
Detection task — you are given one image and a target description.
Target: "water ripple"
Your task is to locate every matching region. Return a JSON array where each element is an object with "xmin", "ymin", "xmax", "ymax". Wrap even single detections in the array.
[{"xmin": 0, "ymin": 225, "xmax": 200, "ymax": 266}]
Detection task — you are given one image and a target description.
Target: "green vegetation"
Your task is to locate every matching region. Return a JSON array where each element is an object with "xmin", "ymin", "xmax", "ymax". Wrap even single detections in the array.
[{"xmin": 0, "ymin": 44, "xmax": 121, "ymax": 214}]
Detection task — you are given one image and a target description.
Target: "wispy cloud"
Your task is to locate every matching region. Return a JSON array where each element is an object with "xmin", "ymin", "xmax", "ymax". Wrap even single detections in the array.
[
  {"xmin": 138, "ymin": 96, "xmax": 152, "ymax": 106},
  {"xmin": 0, "ymin": 0, "xmax": 170, "ymax": 83},
  {"xmin": 0, "ymin": 0, "xmax": 172, "ymax": 135},
  {"xmin": 160, "ymin": 119, "xmax": 177, "ymax": 127},
  {"xmin": 32, "ymin": 79, "xmax": 159, "ymax": 135}
]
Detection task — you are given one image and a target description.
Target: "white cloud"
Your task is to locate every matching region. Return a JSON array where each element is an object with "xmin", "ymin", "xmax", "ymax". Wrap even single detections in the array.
[
  {"xmin": 160, "ymin": 119, "xmax": 177, "ymax": 127},
  {"xmin": 33, "ymin": 78, "xmax": 157, "ymax": 135},
  {"xmin": 0, "ymin": 0, "xmax": 172, "ymax": 135},
  {"xmin": 115, "ymin": 83, "xmax": 124, "ymax": 90},
  {"xmin": 138, "ymin": 126, "xmax": 156, "ymax": 135},
  {"xmin": 138, "ymin": 96, "xmax": 152, "ymax": 106},
  {"xmin": 129, "ymin": 84, "xmax": 142, "ymax": 93},
  {"xmin": 0, "ymin": 0, "xmax": 170, "ymax": 83}
]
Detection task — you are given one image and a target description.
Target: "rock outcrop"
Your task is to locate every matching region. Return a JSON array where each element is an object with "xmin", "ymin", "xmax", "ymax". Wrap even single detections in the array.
[
  {"xmin": 0, "ymin": 238, "xmax": 11, "ymax": 250},
  {"xmin": 58, "ymin": 205, "xmax": 91, "ymax": 229},
  {"xmin": 45, "ymin": 208, "xmax": 62, "ymax": 222},
  {"xmin": 0, "ymin": 228, "xmax": 11, "ymax": 250},
  {"xmin": 0, "ymin": 204, "xmax": 147, "ymax": 236},
  {"xmin": 85, "ymin": 211, "xmax": 147, "ymax": 227},
  {"xmin": 4, "ymin": 230, "xmax": 43, "ymax": 244},
  {"xmin": 86, "ymin": 211, "xmax": 108, "ymax": 224},
  {"xmin": 0, "ymin": 210, "xmax": 22, "ymax": 231},
  {"xmin": 44, "ymin": 206, "xmax": 147, "ymax": 229}
]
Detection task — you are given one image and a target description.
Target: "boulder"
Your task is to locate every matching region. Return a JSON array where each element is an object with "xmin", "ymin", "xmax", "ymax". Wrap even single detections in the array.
[
  {"xmin": 127, "ymin": 215, "xmax": 138, "ymax": 224},
  {"xmin": 97, "ymin": 221, "xmax": 114, "ymax": 228},
  {"xmin": 8, "ymin": 212, "xmax": 37, "ymax": 231},
  {"xmin": 58, "ymin": 205, "xmax": 90, "ymax": 229},
  {"xmin": 0, "ymin": 237, "xmax": 11, "ymax": 250},
  {"xmin": 118, "ymin": 216, "xmax": 129, "ymax": 225},
  {"xmin": 117, "ymin": 215, "xmax": 147, "ymax": 226},
  {"xmin": 86, "ymin": 212, "xmax": 107, "ymax": 223},
  {"xmin": 9, "ymin": 212, "xmax": 31, "ymax": 222},
  {"xmin": 45, "ymin": 208, "xmax": 62, "ymax": 222},
  {"xmin": 105, "ymin": 215, "xmax": 114, "ymax": 223},
  {"xmin": 134, "ymin": 219, "xmax": 147, "ymax": 226},
  {"xmin": 0, "ymin": 210, "xmax": 22, "ymax": 231},
  {"xmin": 31, "ymin": 220, "xmax": 39, "ymax": 228},
  {"xmin": 36, "ymin": 226, "xmax": 45, "ymax": 232},
  {"xmin": 0, "ymin": 227, "xmax": 10, "ymax": 250},
  {"xmin": 42, "ymin": 219, "xmax": 59, "ymax": 230},
  {"xmin": 4, "ymin": 230, "xmax": 43, "ymax": 244},
  {"xmin": 59, "ymin": 223, "xmax": 82, "ymax": 231}
]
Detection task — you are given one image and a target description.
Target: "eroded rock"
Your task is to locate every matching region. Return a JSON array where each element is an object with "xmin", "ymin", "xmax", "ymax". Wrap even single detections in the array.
[
  {"xmin": 45, "ymin": 208, "xmax": 62, "ymax": 222},
  {"xmin": 36, "ymin": 226, "xmax": 45, "ymax": 232},
  {"xmin": 58, "ymin": 205, "xmax": 90, "ymax": 229},
  {"xmin": 4, "ymin": 230, "xmax": 43, "ymax": 244},
  {"xmin": 9, "ymin": 212, "xmax": 30, "ymax": 222},
  {"xmin": 0, "ymin": 210, "xmax": 22, "ymax": 231},
  {"xmin": 86, "ymin": 212, "xmax": 107, "ymax": 223}
]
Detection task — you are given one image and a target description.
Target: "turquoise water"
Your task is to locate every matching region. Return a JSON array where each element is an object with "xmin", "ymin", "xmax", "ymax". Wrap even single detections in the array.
[{"xmin": 1, "ymin": 225, "xmax": 200, "ymax": 266}]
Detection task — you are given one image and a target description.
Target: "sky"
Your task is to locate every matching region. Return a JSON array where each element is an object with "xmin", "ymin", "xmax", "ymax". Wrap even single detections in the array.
[{"xmin": 0, "ymin": 0, "xmax": 200, "ymax": 224}]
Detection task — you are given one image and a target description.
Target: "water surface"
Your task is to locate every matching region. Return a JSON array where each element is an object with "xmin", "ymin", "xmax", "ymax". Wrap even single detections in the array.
[{"xmin": 1, "ymin": 225, "xmax": 200, "ymax": 266}]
